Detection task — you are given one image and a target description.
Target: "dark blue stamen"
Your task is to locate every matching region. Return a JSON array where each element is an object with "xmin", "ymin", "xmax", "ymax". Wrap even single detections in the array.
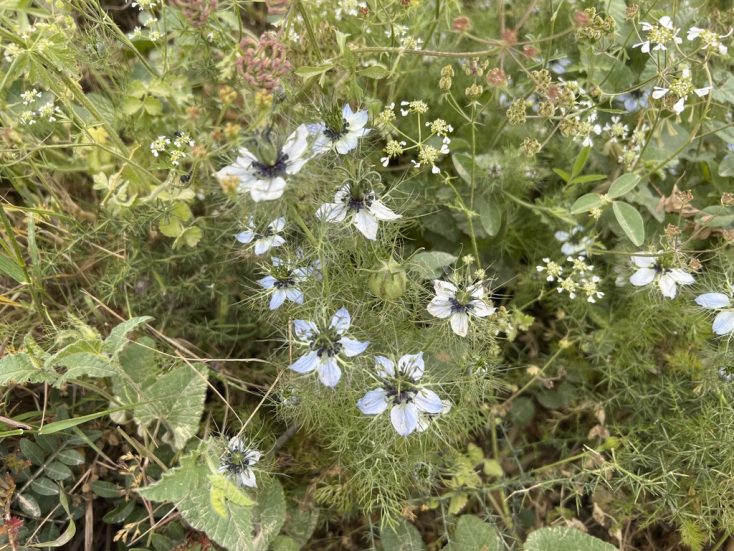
[{"xmin": 252, "ymin": 151, "xmax": 289, "ymax": 178}]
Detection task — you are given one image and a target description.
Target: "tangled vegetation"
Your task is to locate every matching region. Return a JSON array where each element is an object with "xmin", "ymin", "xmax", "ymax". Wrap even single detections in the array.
[{"xmin": 2, "ymin": 0, "xmax": 734, "ymax": 549}]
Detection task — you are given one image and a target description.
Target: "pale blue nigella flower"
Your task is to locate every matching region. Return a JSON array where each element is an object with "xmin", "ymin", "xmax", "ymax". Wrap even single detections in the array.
[{"xmin": 695, "ymin": 285, "xmax": 734, "ymax": 335}]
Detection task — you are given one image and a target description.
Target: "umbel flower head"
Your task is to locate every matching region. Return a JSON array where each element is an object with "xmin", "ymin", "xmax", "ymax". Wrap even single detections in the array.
[
  {"xmin": 218, "ymin": 436, "xmax": 261, "ymax": 488},
  {"xmin": 236, "ymin": 217, "xmax": 286, "ymax": 255},
  {"xmin": 289, "ymin": 307, "xmax": 369, "ymax": 387},
  {"xmin": 316, "ymin": 181, "xmax": 401, "ymax": 240},
  {"xmin": 696, "ymin": 285, "xmax": 734, "ymax": 335},
  {"xmin": 629, "ymin": 253, "xmax": 694, "ymax": 299},
  {"xmin": 357, "ymin": 353, "xmax": 449, "ymax": 436},
  {"xmin": 258, "ymin": 255, "xmax": 318, "ymax": 310},
  {"xmin": 427, "ymin": 279, "xmax": 495, "ymax": 337},
  {"xmin": 308, "ymin": 104, "xmax": 371, "ymax": 155},
  {"xmin": 215, "ymin": 125, "xmax": 310, "ymax": 202}
]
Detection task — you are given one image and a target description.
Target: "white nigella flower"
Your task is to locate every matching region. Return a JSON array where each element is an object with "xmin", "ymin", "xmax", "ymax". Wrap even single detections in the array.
[
  {"xmin": 214, "ymin": 125, "xmax": 310, "ymax": 202},
  {"xmin": 695, "ymin": 285, "xmax": 734, "ymax": 335},
  {"xmin": 218, "ymin": 436, "xmax": 261, "ymax": 488},
  {"xmin": 634, "ymin": 16, "xmax": 682, "ymax": 53},
  {"xmin": 258, "ymin": 256, "xmax": 316, "ymax": 310},
  {"xmin": 687, "ymin": 27, "xmax": 732, "ymax": 56},
  {"xmin": 309, "ymin": 104, "xmax": 371, "ymax": 155},
  {"xmin": 316, "ymin": 183, "xmax": 401, "ymax": 240},
  {"xmin": 357, "ymin": 353, "xmax": 449, "ymax": 436},
  {"xmin": 427, "ymin": 280, "xmax": 495, "ymax": 337},
  {"xmin": 236, "ymin": 217, "xmax": 286, "ymax": 255},
  {"xmin": 628, "ymin": 254, "xmax": 695, "ymax": 299},
  {"xmin": 290, "ymin": 307, "xmax": 369, "ymax": 387},
  {"xmin": 554, "ymin": 226, "xmax": 592, "ymax": 256}
]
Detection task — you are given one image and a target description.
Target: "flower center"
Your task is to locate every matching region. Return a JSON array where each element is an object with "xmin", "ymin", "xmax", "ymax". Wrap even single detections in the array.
[
  {"xmin": 274, "ymin": 276, "xmax": 295, "ymax": 289},
  {"xmin": 252, "ymin": 151, "xmax": 289, "ymax": 178},
  {"xmin": 323, "ymin": 118, "xmax": 349, "ymax": 140}
]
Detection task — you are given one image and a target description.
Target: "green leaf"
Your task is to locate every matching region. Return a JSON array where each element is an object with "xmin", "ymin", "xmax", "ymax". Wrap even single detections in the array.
[
  {"xmin": 570, "ymin": 193, "xmax": 604, "ymax": 214},
  {"xmin": 20, "ymin": 438, "xmax": 46, "ymax": 466},
  {"xmin": 57, "ymin": 449, "xmax": 85, "ymax": 466},
  {"xmin": 452, "ymin": 153, "xmax": 473, "ymax": 185},
  {"xmin": 209, "ymin": 473, "xmax": 255, "ymax": 517},
  {"xmin": 134, "ymin": 362, "xmax": 208, "ymax": 449},
  {"xmin": 91, "ymin": 480, "xmax": 122, "ymax": 498},
  {"xmin": 524, "ymin": 526, "xmax": 618, "ymax": 551},
  {"xmin": 52, "ymin": 350, "xmax": 115, "ymax": 387},
  {"xmin": 103, "ymin": 500, "xmax": 136, "ymax": 524},
  {"xmin": 159, "ymin": 202, "xmax": 192, "ymax": 238},
  {"xmin": 271, "ymin": 536, "xmax": 301, "ymax": 551},
  {"xmin": 412, "ymin": 251, "xmax": 457, "ymax": 280},
  {"xmin": 359, "ymin": 64, "xmax": 390, "ymax": 79},
  {"xmin": 719, "ymin": 153, "xmax": 734, "ymax": 177},
  {"xmin": 381, "ymin": 519, "xmax": 426, "ymax": 551},
  {"xmin": 445, "ymin": 514, "xmax": 500, "ymax": 551},
  {"xmin": 45, "ymin": 461, "xmax": 73, "ymax": 481},
  {"xmin": 0, "ymin": 253, "xmax": 27, "ymax": 284},
  {"xmin": 607, "ymin": 173, "xmax": 641, "ymax": 199},
  {"xmin": 612, "ymin": 201, "xmax": 645, "ymax": 246},
  {"xmin": 34, "ymin": 490, "xmax": 76, "ymax": 547},
  {"xmin": 570, "ymin": 174, "xmax": 607, "ymax": 185},
  {"xmin": 294, "ymin": 63, "xmax": 334, "ymax": 80},
  {"xmin": 173, "ymin": 225, "xmax": 202, "ymax": 249},
  {"xmin": 39, "ymin": 406, "xmax": 131, "ymax": 435},
  {"xmin": 102, "ymin": 316, "xmax": 153, "ymax": 356},
  {"xmin": 121, "ymin": 96, "xmax": 143, "ymax": 116},
  {"xmin": 0, "ymin": 352, "xmax": 54, "ymax": 386},
  {"xmin": 31, "ymin": 477, "xmax": 61, "ymax": 496},
  {"xmin": 478, "ymin": 198, "xmax": 502, "ymax": 237},
  {"xmin": 571, "ymin": 147, "xmax": 591, "ymax": 178},
  {"xmin": 553, "ymin": 168, "xmax": 571, "ymax": 183},
  {"xmin": 17, "ymin": 493, "xmax": 41, "ymax": 518},
  {"xmin": 143, "ymin": 95, "xmax": 163, "ymax": 116}
]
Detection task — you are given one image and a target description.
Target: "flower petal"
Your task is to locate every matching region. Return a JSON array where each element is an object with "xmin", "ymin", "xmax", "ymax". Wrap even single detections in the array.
[
  {"xmin": 471, "ymin": 300, "xmax": 495, "ymax": 317},
  {"xmin": 330, "ymin": 307, "xmax": 351, "ymax": 333},
  {"xmin": 285, "ymin": 287, "xmax": 304, "ymax": 304},
  {"xmin": 353, "ymin": 210, "xmax": 379, "ymax": 240},
  {"xmin": 390, "ymin": 402, "xmax": 419, "ymax": 436},
  {"xmin": 658, "ymin": 273, "xmax": 677, "ymax": 299},
  {"xmin": 357, "ymin": 388, "xmax": 389, "ymax": 415},
  {"xmin": 450, "ymin": 312, "xmax": 469, "ymax": 337},
  {"xmin": 317, "ymin": 356, "xmax": 342, "ymax": 387},
  {"xmin": 397, "ymin": 352, "xmax": 424, "ymax": 381},
  {"xmin": 414, "ymin": 388, "xmax": 443, "ymax": 414},
  {"xmin": 375, "ymin": 356, "xmax": 395, "ymax": 378},
  {"xmin": 667, "ymin": 269, "xmax": 694, "ymax": 285},
  {"xmin": 713, "ymin": 311, "xmax": 734, "ymax": 335},
  {"xmin": 696, "ymin": 293, "xmax": 731, "ymax": 309},
  {"xmin": 293, "ymin": 320, "xmax": 318, "ymax": 340},
  {"xmin": 433, "ymin": 280, "xmax": 457, "ymax": 297},
  {"xmin": 631, "ymin": 255, "xmax": 656, "ymax": 268},
  {"xmin": 369, "ymin": 200, "xmax": 401, "ymax": 221},
  {"xmin": 269, "ymin": 289, "xmax": 287, "ymax": 310},
  {"xmin": 238, "ymin": 468, "xmax": 257, "ymax": 488},
  {"xmin": 339, "ymin": 337, "xmax": 369, "ymax": 357},
  {"xmin": 316, "ymin": 202, "xmax": 348, "ymax": 222},
  {"xmin": 235, "ymin": 230, "xmax": 255, "ymax": 244},
  {"xmin": 629, "ymin": 268, "xmax": 656, "ymax": 287},
  {"xmin": 258, "ymin": 275, "xmax": 277, "ymax": 289},
  {"xmin": 427, "ymin": 296, "xmax": 453, "ymax": 318},
  {"xmin": 290, "ymin": 350, "xmax": 319, "ymax": 373}
]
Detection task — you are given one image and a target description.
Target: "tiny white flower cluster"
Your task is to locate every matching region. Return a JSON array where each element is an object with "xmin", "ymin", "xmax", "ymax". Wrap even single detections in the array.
[
  {"xmin": 538, "ymin": 256, "xmax": 605, "ymax": 303},
  {"xmin": 150, "ymin": 131, "xmax": 195, "ymax": 166},
  {"xmin": 17, "ymin": 88, "xmax": 62, "ymax": 126}
]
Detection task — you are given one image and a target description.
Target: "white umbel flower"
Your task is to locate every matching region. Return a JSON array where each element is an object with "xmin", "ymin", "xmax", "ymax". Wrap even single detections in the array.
[
  {"xmin": 427, "ymin": 280, "xmax": 495, "ymax": 337},
  {"xmin": 634, "ymin": 16, "xmax": 682, "ymax": 53},
  {"xmin": 695, "ymin": 285, "xmax": 734, "ymax": 335},
  {"xmin": 309, "ymin": 104, "xmax": 371, "ymax": 155},
  {"xmin": 316, "ymin": 183, "xmax": 401, "ymax": 240},
  {"xmin": 215, "ymin": 125, "xmax": 310, "ymax": 202},
  {"xmin": 235, "ymin": 217, "xmax": 286, "ymax": 255},
  {"xmin": 357, "ymin": 353, "xmax": 449, "ymax": 436},
  {"xmin": 628, "ymin": 254, "xmax": 694, "ymax": 299},
  {"xmin": 289, "ymin": 307, "xmax": 369, "ymax": 387}
]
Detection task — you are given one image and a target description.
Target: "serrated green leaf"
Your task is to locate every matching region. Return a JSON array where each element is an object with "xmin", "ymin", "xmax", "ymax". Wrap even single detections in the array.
[
  {"xmin": 121, "ymin": 96, "xmax": 143, "ymax": 116},
  {"xmin": 0, "ymin": 352, "xmax": 54, "ymax": 386},
  {"xmin": 134, "ymin": 362, "xmax": 208, "ymax": 449},
  {"xmin": 294, "ymin": 63, "xmax": 334, "ymax": 79},
  {"xmin": 173, "ymin": 225, "xmax": 202, "ymax": 249},
  {"xmin": 20, "ymin": 438, "xmax": 46, "ymax": 466},
  {"xmin": 209, "ymin": 473, "xmax": 255, "ymax": 517},
  {"xmin": 607, "ymin": 173, "xmax": 640, "ymax": 199},
  {"xmin": 570, "ymin": 193, "xmax": 605, "ymax": 214},
  {"xmin": 382, "ymin": 519, "xmax": 426, "ymax": 551},
  {"xmin": 524, "ymin": 526, "xmax": 618, "ymax": 550},
  {"xmin": 612, "ymin": 201, "xmax": 645, "ymax": 246},
  {"xmin": 143, "ymin": 95, "xmax": 162, "ymax": 115},
  {"xmin": 52, "ymin": 351, "xmax": 114, "ymax": 386},
  {"xmin": 102, "ymin": 316, "xmax": 153, "ymax": 356},
  {"xmin": 445, "ymin": 514, "xmax": 500, "ymax": 551},
  {"xmin": 412, "ymin": 251, "xmax": 457, "ymax": 280}
]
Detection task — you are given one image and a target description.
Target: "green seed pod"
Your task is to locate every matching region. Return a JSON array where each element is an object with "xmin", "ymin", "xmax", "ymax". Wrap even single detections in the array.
[{"xmin": 368, "ymin": 258, "xmax": 407, "ymax": 300}]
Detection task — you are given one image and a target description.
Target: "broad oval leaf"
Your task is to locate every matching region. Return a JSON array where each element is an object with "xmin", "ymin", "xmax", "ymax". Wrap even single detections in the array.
[
  {"xmin": 570, "ymin": 193, "xmax": 605, "ymax": 214},
  {"xmin": 607, "ymin": 173, "xmax": 641, "ymax": 199},
  {"xmin": 612, "ymin": 201, "xmax": 645, "ymax": 246},
  {"xmin": 524, "ymin": 526, "xmax": 618, "ymax": 551}
]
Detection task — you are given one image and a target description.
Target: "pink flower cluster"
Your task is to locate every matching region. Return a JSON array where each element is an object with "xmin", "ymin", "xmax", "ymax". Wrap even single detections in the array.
[{"xmin": 237, "ymin": 32, "xmax": 291, "ymax": 91}]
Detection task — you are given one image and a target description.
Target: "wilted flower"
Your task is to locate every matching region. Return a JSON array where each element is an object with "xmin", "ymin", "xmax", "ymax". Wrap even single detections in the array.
[
  {"xmin": 695, "ymin": 285, "xmax": 734, "ymax": 335},
  {"xmin": 357, "ymin": 353, "xmax": 449, "ymax": 436},
  {"xmin": 218, "ymin": 436, "xmax": 261, "ymax": 488},
  {"xmin": 629, "ymin": 254, "xmax": 694, "ymax": 299},
  {"xmin": 237, "ymin": 32, "xmax": 291, "ymax": 90},
  {"xmin": 215, "ymin": 125, "xmax": 310, "ymax": 202},
  {"xmin": 427, "ymin": 280, "xmax": 495, "ymax": 337},
  {"xmin": 316, "ymin": 183, "xmax": 400, "ymax": 240},
  {"xmin": 290, "ymin": 307, "xmax": 369, "ymax": 387},
  {"xmin": 236, "ymin": 217, "xmax": 286, "ymax": 255}
]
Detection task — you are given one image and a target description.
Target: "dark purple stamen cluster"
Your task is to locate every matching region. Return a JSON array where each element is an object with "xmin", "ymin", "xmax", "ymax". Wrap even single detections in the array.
[
  {"xmin": 449, "ymin": 297, "xmax": 472, "ymax": 313},
  {"xmin": 252, "ymin": 152, "xmax": 289, "ymax": 178},
  {"xmin": 323, "ymin": 118, "xmax": 349, "ymax": 140},
  {"xmin": 347, "ymin": 191, "xmax": 375, "ymax": 212}
]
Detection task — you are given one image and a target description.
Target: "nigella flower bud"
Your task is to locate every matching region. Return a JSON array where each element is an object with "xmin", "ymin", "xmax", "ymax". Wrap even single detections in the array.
[{"xmin": 368, "ymin": 258, "xmax": 407, "ymax": 300}]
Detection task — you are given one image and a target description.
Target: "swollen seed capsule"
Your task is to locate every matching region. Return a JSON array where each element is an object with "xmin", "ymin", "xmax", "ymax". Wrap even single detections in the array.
[{"xmin": 368, "ymin": 258, "xmax": 407, "ymax": 300}]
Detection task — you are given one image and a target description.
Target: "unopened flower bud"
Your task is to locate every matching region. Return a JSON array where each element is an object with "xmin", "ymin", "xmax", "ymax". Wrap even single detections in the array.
[{"xmin": 368, "ymin": 258, "xmax": 407, "ymax": 300}]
